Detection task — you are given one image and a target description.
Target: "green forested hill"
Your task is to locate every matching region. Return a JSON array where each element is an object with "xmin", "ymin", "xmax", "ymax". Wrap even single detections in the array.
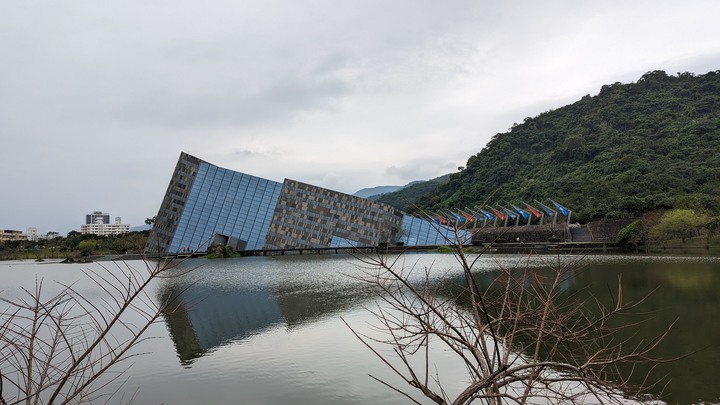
[
  {"xmin": 402, "ymin": 70, "xmax": 720, "ymax": 221},
  {"xmin": 377, "ymin": 174, "xmax": 449, "ymax": 208}
]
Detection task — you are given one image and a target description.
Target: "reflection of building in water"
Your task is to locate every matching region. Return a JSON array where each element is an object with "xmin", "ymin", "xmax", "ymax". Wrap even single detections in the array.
[
  {"xmin": 274, "ymin": 283, "xmax": 369, "ymax": 328},
  {"xmin": 161, "ymin": 285, "xmax": 283, "ymax": 365},
  {"xmin": 147, "ymin": 152, "xmax": 466, "ymax": 255},
  {"xmin": 160, "ymin": 279, "xmax": 370, "ymax": 364}
]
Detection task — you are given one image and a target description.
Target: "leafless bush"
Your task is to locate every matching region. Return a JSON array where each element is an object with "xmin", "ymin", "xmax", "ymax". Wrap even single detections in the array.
[
  {"xmin": 346, "ymin": 227, "xmax": 678, "ymax": 404},
  {"xmin": 0, "ymin": 257, "xmax": 195, "ymax": 405}
]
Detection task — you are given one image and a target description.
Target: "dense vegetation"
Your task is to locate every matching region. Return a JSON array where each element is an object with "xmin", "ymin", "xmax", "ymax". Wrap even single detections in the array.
[
  {"xmin": 376, "ymin": 174, "xmax": 449, "ymax": 207},
  {"xmin": 0, "ymin": 231, "xmax": 148, "ymax": 261},
  {"xmin": 617, "ymin": 208, "xmax": 720, "ymax": 246},
  {"xmin": 391, "ymin": 70, "xmax": 720, "ymax": 221}
]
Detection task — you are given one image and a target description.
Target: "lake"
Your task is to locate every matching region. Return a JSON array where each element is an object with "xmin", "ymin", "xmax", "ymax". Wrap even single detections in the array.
[{"xmin": 1, "ymin": 253, "xmax": 718, "ymax": 404}]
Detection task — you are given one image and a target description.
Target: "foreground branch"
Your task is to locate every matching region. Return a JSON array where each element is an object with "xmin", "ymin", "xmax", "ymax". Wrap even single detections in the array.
[
  {"xmin": 347, "ymin": 222, "xmax": 677, "ymax": 404},
  {"xmin": 0, "ymin": 256, "xmax": 197, "ymax": 405}
]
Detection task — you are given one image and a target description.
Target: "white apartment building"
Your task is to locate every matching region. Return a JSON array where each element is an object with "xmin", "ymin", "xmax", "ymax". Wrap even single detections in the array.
[
  {"xmin": 25, "ymin": 227, "xmax": 39, "ymax": 241},
  {"xmin": 81, "ymin": 216, "xmax": 130, "ymax": 236},
  {"xmin": 23, "ymin": 228, "xmax": 60, "ymax": 240}
]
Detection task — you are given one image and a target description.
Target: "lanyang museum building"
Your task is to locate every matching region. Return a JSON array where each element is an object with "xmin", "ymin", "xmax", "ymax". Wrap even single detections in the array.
[{"xmin": 146, "ymin": 152, "xmax": 465, "ymax": 255}]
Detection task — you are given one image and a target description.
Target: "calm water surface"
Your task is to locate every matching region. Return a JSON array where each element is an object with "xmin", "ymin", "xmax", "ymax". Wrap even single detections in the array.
[{"xmin": 1, "ymin": 253, "xmax": 719, "ymax": 405}]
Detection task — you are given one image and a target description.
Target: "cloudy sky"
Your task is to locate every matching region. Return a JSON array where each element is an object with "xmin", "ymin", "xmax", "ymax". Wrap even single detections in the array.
[{"xmin": 2, "ymin": 1, "xmax": 720, "ymax": 235}]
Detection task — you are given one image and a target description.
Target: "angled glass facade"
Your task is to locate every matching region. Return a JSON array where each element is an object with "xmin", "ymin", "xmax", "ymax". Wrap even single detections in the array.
[
  {"xmin": 167, "ymin": 162, "xmax": 282, "ymax": 253},
  {"xmin": 147, "ymin": 152, "xmax": 469, "ymax": 255},
  {"xmin": 399, "ymin": 215, "xmax": 472, "ymax": 246}
]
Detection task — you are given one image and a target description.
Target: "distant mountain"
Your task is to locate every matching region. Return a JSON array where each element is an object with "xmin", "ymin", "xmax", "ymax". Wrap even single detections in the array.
[
  {"xmin": 353, "ymin": 185, "xmax": 403, "ymax": 199},
  {"xmin": 376, "ymin": 174, "xmax": 451, "ymax": 211},
  {"xmin": 413, "ymin": 70, "xmax": 720, "ymax": 221}
]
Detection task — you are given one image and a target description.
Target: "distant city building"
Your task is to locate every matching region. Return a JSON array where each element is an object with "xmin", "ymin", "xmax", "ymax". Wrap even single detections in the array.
[
  {"xmin": 86, "ymin": 211, "xmax": 110, "ymax": 225},
  {"xmin": 81, "ymin": 215, "xmax": 130, "ymax": 236},
  {"xmin": 147, "ymin": 152, "xmax": 467, "ymax": 255},
  {"xmin": 17, "ymin": 227, "xmax": 58, "ymax": 241},
  {"xmin": 0, "ymin": 229, "xmax": 28, "ymax": 242},
  {"xmin": 25, "ymin": 227, "xmax": 39, "ymax": 241}
]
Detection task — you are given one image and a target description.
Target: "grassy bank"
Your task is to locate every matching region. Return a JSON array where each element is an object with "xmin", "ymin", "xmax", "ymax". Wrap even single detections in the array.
[{"xmin": 0, "ymin": 231, "xmax": 149, "ymax": 261}]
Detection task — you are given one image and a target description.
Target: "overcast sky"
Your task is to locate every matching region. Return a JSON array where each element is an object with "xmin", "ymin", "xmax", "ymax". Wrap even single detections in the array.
[{"xmin": 2, "ymin": 1, "xmax": 720, "ymax": 235}]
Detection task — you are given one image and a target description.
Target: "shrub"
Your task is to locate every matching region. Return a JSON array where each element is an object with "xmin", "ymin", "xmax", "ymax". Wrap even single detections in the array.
[
  {"xmin": 617, "ymin": 219, "xmax": 644, "ymax": 246},
  {"xmin": 648, "ymin": 209, "xmax": 710, "ymax": 241}
]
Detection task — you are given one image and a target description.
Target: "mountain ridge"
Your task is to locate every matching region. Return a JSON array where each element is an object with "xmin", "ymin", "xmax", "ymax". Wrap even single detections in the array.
[
  {"xmin": 353, "ymin": 185, "xmax": 403, "ymax": 199},
  {"xmin": 381, "ymin": 70, "xmax": 720, "ymax": 221}
]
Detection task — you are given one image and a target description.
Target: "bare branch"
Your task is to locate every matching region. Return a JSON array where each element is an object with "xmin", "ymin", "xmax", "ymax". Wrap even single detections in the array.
[
  {"xmin": 0, "ymin": 254, "xmax": 199, "ymax": 405},
  {"xmin": 346, "ymin": 217, "xmax": 678, "ymax": 404}
]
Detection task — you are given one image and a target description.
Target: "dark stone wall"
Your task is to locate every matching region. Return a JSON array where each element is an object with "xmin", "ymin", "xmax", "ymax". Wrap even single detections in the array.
[
  {"xmin": 586, "ymin": 219, "xmax": 635, "ymax": 242},
  {"xmin": 471, "ymin": 224, "xmax": 567, "ymax": 244},
  {"xmin": 469, "ymin": 219, "xmax": 634, "ymax": 244},
  {"xmin": 146, "ymin": 152, "xmax": 202, "ymax": 254},
  {"xmin": 265, "ymin": 179, "xmax": 404, "ymax": 249}
]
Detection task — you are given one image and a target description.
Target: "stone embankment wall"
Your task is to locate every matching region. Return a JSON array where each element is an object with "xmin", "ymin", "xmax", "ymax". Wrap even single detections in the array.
[
  {"xmin": 471, "ymin": 224, "xmax": 566, "ymax": 244},
  {"xmin": 586, "ymin": 219, "xmax": 635, "ymax": 242},
  {"xmin": 469, "ymin": 219, "xmax": 633, "ymax": 244}
]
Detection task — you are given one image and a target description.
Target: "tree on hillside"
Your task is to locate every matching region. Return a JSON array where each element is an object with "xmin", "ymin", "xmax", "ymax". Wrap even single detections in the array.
[
  {"xmin": 648, "ymin": 209, "xmax": 710, "ymax": 241},
  {"xmin": 347, "ymin": 224, "xmax": 677, "ymax": 404}
]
